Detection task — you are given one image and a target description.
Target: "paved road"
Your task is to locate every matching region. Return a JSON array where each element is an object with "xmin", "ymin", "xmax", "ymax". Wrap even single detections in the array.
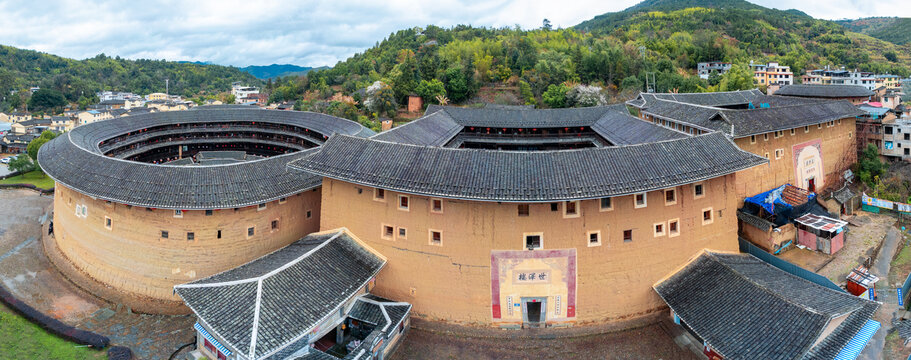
[
  {"xmin": 0, "ymin": 164, "xmax": 13, "ymax": 177},
  {"xmin": 859, "ymin": 227, "xmax": 901, "ymax": 360}
]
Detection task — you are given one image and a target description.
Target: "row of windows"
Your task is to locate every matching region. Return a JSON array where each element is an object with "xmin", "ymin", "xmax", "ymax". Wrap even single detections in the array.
[
  {"xmin": 158, "ymin": 221, "xmax": 277, "ymax": 241},
  {"xmin": 749, "ymin": 120, "xmax": 843, "ymax": 144},
  {"xmin": 372, "ymin": 184, "xmax": 707, "ymax": 219},
  {"xmin": 372, "ymin": 189, "xmax": 444, "ymax": 213},
  {"xmin": 523, "ymin": 211, "xmax": 713, "ymax": 250},
  {"xmin": 381, "ymin": 224, "xmax": 442, "ymax": 246}
]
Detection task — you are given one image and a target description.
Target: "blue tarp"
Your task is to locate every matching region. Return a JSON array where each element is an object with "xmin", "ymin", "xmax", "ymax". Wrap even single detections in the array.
[
  {"xmin": 833, "ymin": 320, "xmax": 880, "ymax": 360},
  {"xmin": 744, "ymin": 184, "xmax": 816, "ymax": 214}
]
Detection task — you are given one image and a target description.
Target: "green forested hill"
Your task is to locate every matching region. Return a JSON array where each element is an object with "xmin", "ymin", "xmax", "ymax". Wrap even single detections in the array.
[
  {"xmin": 0, "ymin": 45, "xmax": 259, "ymax": 110},
  {"xmin": 288, "ymin": 0, "xmax": 909, "ymax": 113},
  {"xmin": 836, "ymin": 17, "xmax": 911, "ymax": 46}
]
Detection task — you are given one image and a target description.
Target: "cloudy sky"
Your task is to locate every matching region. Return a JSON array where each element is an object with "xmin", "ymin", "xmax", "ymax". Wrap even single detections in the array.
[{"xmin": 0, "ymin": 0, "xmax": 907, "ymax": 67}]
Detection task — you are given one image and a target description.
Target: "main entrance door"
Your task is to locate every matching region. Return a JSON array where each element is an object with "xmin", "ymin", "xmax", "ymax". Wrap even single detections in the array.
[{"xmin": 521, "ymin": 297, "xmax": 547, "ymax": 328}]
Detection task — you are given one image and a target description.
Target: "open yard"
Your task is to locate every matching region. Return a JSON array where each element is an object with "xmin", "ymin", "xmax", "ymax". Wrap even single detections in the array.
[
  {"xmin": 0, "ymin": 171, "xmax": 55, "ymax": 190},
  {"xmin": 0, "ymin": 302, "xmax": 107, "ymax": 359}
]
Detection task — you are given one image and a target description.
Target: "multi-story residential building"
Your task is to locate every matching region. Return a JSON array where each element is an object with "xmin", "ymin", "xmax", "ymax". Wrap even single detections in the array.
[
  {"xmin": 750, "ymin": 61, "xmax": 793, "ymax": 86},
  {"xmin": 96, "ymin": 91, "xmax": 143, "ymax": 102},
  {"xmin": 231, "ymin": 82, "xmax": 260, "ymax": 104},
  {"xmin": 697, "ymin": 62, "xmax": 732, "ymax": 79}
]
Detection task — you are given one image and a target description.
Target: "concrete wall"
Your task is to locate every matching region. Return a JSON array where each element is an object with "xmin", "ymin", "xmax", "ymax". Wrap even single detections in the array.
[
  {"xmin": 732, "ymin": 117, "xmax": 856, "ymax": 200},
  {"xmin": 52, "ymin": 185, "xmax": 321, "ymax": 308},
  {"xmin": 318, "ymin": 175, "xmax": 741, "ymax": 326}
]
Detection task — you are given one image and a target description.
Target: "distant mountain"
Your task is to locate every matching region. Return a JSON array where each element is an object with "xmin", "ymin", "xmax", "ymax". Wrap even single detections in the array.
[
  {"xmin": 238, "ymin": 64, "xmax": 328, "ymax": 79},
  {"xmin": 0, "ymin": 45, "xmax": 258, "ymax": 109},
  {"xmin": 836, "ymin": 17, "xmax": 911, "ymax": 45},
  {"xmin": 575, "ymin": 0, "xmax": 767, "ymax": 31}
]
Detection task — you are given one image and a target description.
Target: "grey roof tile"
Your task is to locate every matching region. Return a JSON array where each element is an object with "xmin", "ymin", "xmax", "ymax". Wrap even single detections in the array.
[
  {"xmin": 175, "ymin": 230, "xmax": 387, "ymax": 359},
  {"xmin": 38, "ymin": 108, "xmax": 373, "ymax": 209},
  {"xmin": 654, "ymin": 251, "xmax": 879, "ymax": 360},
  {"xmin": 776, "ymin": 84, "xmax": 875, "ymax": 98},
  {"xmin": 290, "ymin": 132, "xmax": 766, "ymax": 202}
]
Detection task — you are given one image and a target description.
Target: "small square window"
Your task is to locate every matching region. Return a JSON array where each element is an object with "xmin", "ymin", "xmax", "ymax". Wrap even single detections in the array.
[
  {"xmin": 654, "ymin": 222, "xmax": 666, "ymax": 237},
  {"xmin": 279, "ymin": 197, "xmax": 287, "ymax": 204},
  {"xmin": 430, "ymin": 230, "xmax": 442, "ymax": 246},
  {"xmin": 790, "ymin": 128, "xmax": 795, "ymax": 135},
  {"xmin": 693, "ymin": 183, "xmax": 705, "ymax": 198},
  {"xmin": 703, "ymin": 208, "xmax": 714, "ymax": 225},
  {"xmin": 668, "ymin": 219, "xmax": 680, "ymax": 237},
  {"xmin": 174, "ymin": 209, "xmax": 183, "ymax": 218},
  {"xmin": 817, "ymin": 123, "xmax": 822, "ymax": 129},
  {"xmin": 399, "ymin": 195, "xmax": 410, "ymax": 211},
  {"xmin": 763, "ymin": 133, "xmax": 769, "ymax": 141},
  {"xmin": 635, "ymin": 193, "xmax": 647, "ymax": 208},
  {"xmin": 805, "ymin": 126, "xmax": 810, "ymax": 133},
  {"xmin": 217, "ymin": 230, "xmax": 222, "ymax": 239},
  {"xmin": 664, "ymin": 188, "xmax": 676, "ymax": 205},
  {"xmin": 600, "ymin": 197, "xmax": 612, "ymax": 211},
  {"xmin": 104, "ymin": 216, "xmax": 112, "ymax": 230},
  {"xmin": 383, "ymin": 225, "xmax": 394, "ymax": 239},
  {"xmin": 518, "ymin": 204, "xmax": 530, "ymax": 216},
  {"xmin": 525, "ymin": 234, "xmax": 542, "ymax": 250},
  {"xmin": 587, "ymin": 231, "xmax": 601, "ymax": 247},
  {"xmin": 306, "ymin": 210, "xmax": 312, "ymax": 219},
  {"xmin": 247, "ymin": 227, "xmax": 255, "ymax": 237},
  {"xmin": 398, "ymin": 227, "xmax": 407, "ymax": 239},
  {"xmin": 374, "ymin": 188, "xmax": 385, "ymax": 201},
  {"xmin": 205, "ymin": 210, "xmax": 213, "ymax": 216},
  {"xmin": 750, "ymin": 135, "xmax": 756, "ymax": 144},
  {"xmin": 258, "ymin": 203, "xmax": 267, "ymax": 211},
  {"xmin": 271, "ymin": 219, "xmax": 279, "ymax": 230},
  {"xmin": 623, "ymin": 230, "xmax": 633, "ymax": 243},
  {"xmin": 563, "ymin": 200, "xmax": 580, "ymax": 218},
  {"xmin": 775, "ymin": 149, "xmax": 784, "ymax": 160},
  {"xmin": 161, "ymin": 230, "xmax": 169, "ymax": 239},
  {"xmin": 187, "ymin": 232, "xmax": 195, "ymax": 241},
  {"xmin": 550, "ymin": 203, "xmax": 558, "ymax": 212},
  {"xmin": 431, "ymin": 198, "xmax": 443, "ymax": 213}
]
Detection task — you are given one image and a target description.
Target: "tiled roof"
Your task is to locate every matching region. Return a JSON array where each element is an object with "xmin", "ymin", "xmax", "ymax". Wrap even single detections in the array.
[
  {"xmin": 775, "ymin": 84, "xmax": 874, "ymax": 98},
  {"xmin": 654, "ymin": 251, "xmax": 879, "ymax": 360},
  {"xmin": 628, "ymin": 90, "xmax": 763, "ymax": 108},
  {"xmin": 632, "ymin": 97, "xmax": 864, "ymax": 138},
  {"xmin": 38, "ymin": 107, "xmax": 374, "ymax": 209},
  {"xmin": 736, "ymin": 210, "xmax": 774, "ymax": 232},
  {"xmin": 833, "ymin": 187, "xmax": 855, "ymax": 204},
  {"xmin": 379, "ymin": 104, "xmax": 686, "ymax": 147},
  {"xmin": 175, "ymin": 230, "xmax": 387, "ymax": 360},
  {"xmin": 289, "ymin": 132, "xmax": 766, "ymax": 202},
  {"xmin": 591, "ymin": 105, "xmax": 687, "ymax": 145}
]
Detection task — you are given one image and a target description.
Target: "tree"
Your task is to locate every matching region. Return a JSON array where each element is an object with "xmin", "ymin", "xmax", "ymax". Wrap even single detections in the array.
[
  {"xmin": 519, "ymin": 80, "xmax": 536, "ymax": 106},
  {"xmin": 441, "ymin": 66, "xmax": 472, "ymax": 103},
  {"xmin": 542, "ymin": 83, "xmax": 569, "ymax": 108},
  {"xmin": 884, "ymin": 51, "xmax": 898, "ymax": 62},
  {"xmin": 855, "ymin": 143, "xmax": 887, "ymax": 188},
  {"xmin": 28, "ymin": 89, "xmax": 67, "ymax": 113},
  {"xmin": 8, "ymin": 154, "xmax": 35, "ymax": 173},
  {"xmin": 707, "ymin": 70, "xmax": 722, "ymax": 87},
  {"xmin": 26, "ymin": 130, "xmax": 58, "ymax": 171},
  {"xmin": 567, "ymin": 85, "xmax": 606, "ymax": 107},
  {"xmin": 415, "ymin": 79, "xmax": 446, "ymax": 105},
  {"xmin": 717, "ymin": 64, "xmax": 754, "ymax": 91},
  {"xmin": 542, "ymin": 19, "xmax": 552, "ymax": 31},
  {"xmin": 364, "ymin": 81, "xmax": 397, "ymax": 118}
]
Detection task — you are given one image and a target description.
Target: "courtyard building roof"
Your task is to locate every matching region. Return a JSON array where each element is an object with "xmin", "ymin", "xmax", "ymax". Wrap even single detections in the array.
[
  {"xmin": 290, "ymin": 131, "xmax": 766, "ymax": 202},
  {"xmin": 38, "ymin": 107, "xmax": 374, "ymax": 210},
  {"xmin": 175, "ymin": 229, "xmax": 387, "ymax": 360},
  {"xmin": 775, "ymin": 84, "xmax": 875, "ymax": 98},
  {"xmin": 654, "ymin": 251, "xmax": 879, "ymax": 360}
]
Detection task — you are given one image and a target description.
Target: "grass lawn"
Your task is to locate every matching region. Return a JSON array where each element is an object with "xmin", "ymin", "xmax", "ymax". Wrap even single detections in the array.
[
  {"xmin": 0, "ymin": 302, "xmax": 106, "ymax": 359},
  {"xmin": 0, "ymin": 170, "xmax": 55, "ymax": 190}
]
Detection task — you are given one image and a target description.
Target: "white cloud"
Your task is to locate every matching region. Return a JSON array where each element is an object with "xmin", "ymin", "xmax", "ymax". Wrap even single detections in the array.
[{"xmin": 0, "ymin": 0, "xmax": 905, "ymax": 67}]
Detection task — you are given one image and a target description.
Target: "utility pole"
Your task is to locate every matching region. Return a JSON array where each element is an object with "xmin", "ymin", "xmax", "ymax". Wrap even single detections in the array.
[{"xmin": 165, "ymin": 79, "xmax": 169, "ymax": 96}]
